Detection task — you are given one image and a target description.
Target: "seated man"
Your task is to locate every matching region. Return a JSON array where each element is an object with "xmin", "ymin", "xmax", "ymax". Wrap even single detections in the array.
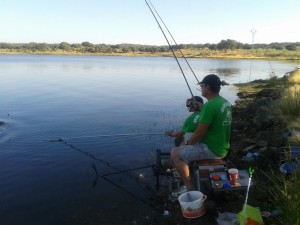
[
  {"xmin": 165, "ymin": 96, "xmax": 203, "ymax": 146},
  {"xmin": 171, "ymin": 74, "xmax": 232, "ymax": 195}
]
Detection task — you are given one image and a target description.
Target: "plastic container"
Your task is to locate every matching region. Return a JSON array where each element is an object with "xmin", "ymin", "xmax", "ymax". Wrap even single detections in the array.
[{"xmin": 178, "ymin": 191, "xmax": 207, "ymax": 218}]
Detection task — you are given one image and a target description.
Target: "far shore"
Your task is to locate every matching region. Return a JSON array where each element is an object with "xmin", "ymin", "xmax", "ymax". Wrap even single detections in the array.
[{"xmin": 1, "ymin": 49, "xmax": 300, "ymax": 62}]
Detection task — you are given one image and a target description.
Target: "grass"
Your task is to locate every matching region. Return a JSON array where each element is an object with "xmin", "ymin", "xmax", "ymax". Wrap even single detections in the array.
[
  {"xmin": 253, "ymin": 152, "xmax": 300, "ymax": 225},
  {"xmin": 280, "ymin": 70, "xmax": 300, "ymax": 129},
  {"xmin": 280, "ymin": 85, "xmax": 300, "ymax": 116}
]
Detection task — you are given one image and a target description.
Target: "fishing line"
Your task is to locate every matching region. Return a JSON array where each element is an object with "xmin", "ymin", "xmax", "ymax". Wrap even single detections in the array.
[
  {"xmin": 48, "ymin": 138, "xmax": 118, "ymax": 169},
  {"xmin": 267, "ymin": 59, "xmax": 276, "ymax": 77},
  {"xmin": 48, "ymin": 138, "xmax": 154, "ymax": 176},
  {"xmin": 145, "ymin": 0, "xmax": 194, "ymax": 98},
  {"xmin": 91, "ymin": 163, "xmax": 155, "ymax": 208},
  {"xmin": 147, "ymin": 0, "xmax": 200, "ymax": 84},
  {"xmin": 102, "ymin": 175, "xmax": 155, "ymax": 208},
  {"xmin": 46, "ymin": 132, "xmax": 165, "ymax": 141},
  {"xmin": 49, "ymin": 138, "xmax": 156, "ymax": 207},
  {"xmin": 101, "ymin": 165, "xmax": 154, "ymax": 177}
]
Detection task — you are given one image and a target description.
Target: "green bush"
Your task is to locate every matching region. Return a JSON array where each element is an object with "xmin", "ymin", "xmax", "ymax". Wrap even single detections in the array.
[{"xmin": 280, "ymin": 85, "xmax": 300, "ymax": 118}]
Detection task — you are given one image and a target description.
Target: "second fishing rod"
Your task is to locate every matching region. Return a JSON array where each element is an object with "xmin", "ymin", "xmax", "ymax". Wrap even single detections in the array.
[
  {"xmin": 147, "ymin": 0, "xmax": 200, "ymax": 84},
  {"xmin": 145, "ymin": 0, "xmax": 195, "ymax": 98}
]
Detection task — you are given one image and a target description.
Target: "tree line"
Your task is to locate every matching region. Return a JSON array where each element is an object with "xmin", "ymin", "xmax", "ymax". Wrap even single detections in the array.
[{"xmin": 1, "ymin": 39, "xmax": 299, "ymax": 53}]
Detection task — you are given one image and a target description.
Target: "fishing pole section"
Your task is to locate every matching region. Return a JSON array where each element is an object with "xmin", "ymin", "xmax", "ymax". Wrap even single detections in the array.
[
  {"xmin": 145, "ymin": 0, "xmax": 195, "ymax": 98},
  {"xmin": 146, "ymin": 0, "xmax": 200, "ymax": 84}
]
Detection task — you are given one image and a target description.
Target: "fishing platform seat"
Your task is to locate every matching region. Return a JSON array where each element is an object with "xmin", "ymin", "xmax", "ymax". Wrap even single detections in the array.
[{"xmin": 189, "ymin": 158, "xmax": 227, "ymax": 191}]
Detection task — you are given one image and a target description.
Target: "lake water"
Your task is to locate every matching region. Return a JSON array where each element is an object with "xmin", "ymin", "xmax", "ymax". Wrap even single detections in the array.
[{"xmin": 0, "ymin": 55, "xmax": 298, "ymax": 224}]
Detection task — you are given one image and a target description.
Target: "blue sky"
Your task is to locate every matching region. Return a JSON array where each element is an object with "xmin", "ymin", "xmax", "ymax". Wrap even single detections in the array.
[{"xmin": 1, "ymin": 0, "xmax": 299, "ymax": 45}]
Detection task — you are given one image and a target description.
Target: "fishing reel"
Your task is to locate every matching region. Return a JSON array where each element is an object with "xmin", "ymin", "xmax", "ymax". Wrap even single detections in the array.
[
  {"xmin": 186, "ymin": 96, "xmax": 203, "ymax": 112},
  {"xmin": 186, "ymin": 99, "xmax": 201, "ymax": 112}
]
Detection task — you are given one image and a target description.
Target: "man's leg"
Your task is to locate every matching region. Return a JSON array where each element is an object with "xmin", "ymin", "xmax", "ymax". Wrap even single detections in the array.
[{"xmin": 171, "ymin": 147, "xmax": 193, "ymax": 190}]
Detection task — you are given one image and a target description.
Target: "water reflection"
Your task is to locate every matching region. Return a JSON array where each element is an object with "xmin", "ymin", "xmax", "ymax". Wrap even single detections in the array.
[{"xmin": 208, "ymin": 68, "xmax": 240, "ymax": 77}]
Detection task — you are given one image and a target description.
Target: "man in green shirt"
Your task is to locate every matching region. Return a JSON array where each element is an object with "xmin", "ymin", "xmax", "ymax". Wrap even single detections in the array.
[
  {"xmin": 171, "ymin": 74, "xmax": 232, "ymax": 194},
  {"xmin": 165, "ymin": 96, "xmax": 203, "ymax": 146}
]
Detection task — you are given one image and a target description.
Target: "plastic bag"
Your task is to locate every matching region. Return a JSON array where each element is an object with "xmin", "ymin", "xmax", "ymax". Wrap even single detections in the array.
[{"xmin": 237, "ymin": 204, "xmax": 264, "ymax": 225}]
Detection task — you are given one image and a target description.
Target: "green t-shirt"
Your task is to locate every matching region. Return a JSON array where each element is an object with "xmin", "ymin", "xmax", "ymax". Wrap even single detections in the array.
[
  {"xmin": 199, "ymin": 96, "xmax": 232, "ymax": 157},
  {"xmin": 181, "ymin": 111, "xmax": 201, "ymax": 133}
]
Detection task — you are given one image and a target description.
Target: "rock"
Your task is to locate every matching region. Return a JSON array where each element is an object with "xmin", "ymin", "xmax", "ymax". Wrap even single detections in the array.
[
  {"xmin": 252, "ymin": 104, "xmax": 278, "ymax": 130},
  {"xmin": 268, "ymin": 147, "xmax": 279, "ymax": 152},
  {"xmin": 243, "ymin": 144, "xmax": 256, "ymax": 152},
  {"xmin": 256, "ymin": 141, "xmax": 268, "ymax": 148},
  {"xmin": 237, "ymin": 92, "xmax": 246, "ymax": 98},
  {"xmin": 251, "ymin": 79, "xmax": 267, "ymax": 84},
  {"xmin": 256, "ymin": 131, "xmax": 269, "ymax": 141},
  {"xmin": 257, "ymin": 88, "xmax": 281, "ymax": 99},
  {"xmin": 257, "ymin": 147, "xmax": 268, "ymax": 152},
  {"xmin": 241, "ymin": 138, "xmax": 256, "ymax": 146}
]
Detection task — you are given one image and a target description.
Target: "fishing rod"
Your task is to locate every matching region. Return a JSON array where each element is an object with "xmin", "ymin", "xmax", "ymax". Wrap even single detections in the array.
[
  {"xmin": 145, "ymin": 0, "xmax": 194, "ymax": 98},
  {"xmin": 46, "ymin": 132, "xmax": 165, "ymax": 141},
  {"xmin": 147, "ymin": 0, "xmax": 200, "ymax": 84}
]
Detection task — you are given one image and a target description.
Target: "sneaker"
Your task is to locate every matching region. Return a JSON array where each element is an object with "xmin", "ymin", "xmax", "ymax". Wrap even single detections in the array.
[{"xmin": 172, "ymin": 185, "xmax": 188, "ymax": 197}]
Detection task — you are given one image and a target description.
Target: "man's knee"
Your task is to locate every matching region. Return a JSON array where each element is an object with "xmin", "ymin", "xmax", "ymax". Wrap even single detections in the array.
[{"xmin": 171, "ymin": 147, "xmax": 180, "ymax": 161}]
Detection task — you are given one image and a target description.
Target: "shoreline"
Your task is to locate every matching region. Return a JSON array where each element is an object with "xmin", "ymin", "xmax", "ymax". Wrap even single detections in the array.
[{"xmin": 1, "ymin": 51, "xmax": 300, "ymax": 62}]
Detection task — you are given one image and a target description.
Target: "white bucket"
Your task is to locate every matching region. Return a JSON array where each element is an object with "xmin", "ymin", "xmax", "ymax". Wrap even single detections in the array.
[{"xmin": 178, "ymin": 191, "xmax": 207, "ymax": 218}]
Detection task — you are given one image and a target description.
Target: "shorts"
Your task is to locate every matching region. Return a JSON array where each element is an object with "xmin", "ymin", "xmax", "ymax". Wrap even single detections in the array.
[{"xmin": 179, "ymin": 143, "xmax": 220, "ymax": 163}]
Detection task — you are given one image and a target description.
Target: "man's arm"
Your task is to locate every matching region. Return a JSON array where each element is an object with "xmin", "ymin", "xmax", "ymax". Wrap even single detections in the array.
[
  {"xmin": 165, "ymin": 130, "xmax": 184, "ymax": 138},
  {"xmin": 187, "ymin": 123, "xmax": 209, "ymax": 144}
]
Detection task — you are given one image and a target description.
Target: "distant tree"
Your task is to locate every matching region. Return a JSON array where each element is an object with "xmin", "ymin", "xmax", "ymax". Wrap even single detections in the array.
[
  {"xmin": 159, "ymin": 46, "xmax": 168, "ymax": 52},
  {"xmin": 81, "ymin": 42, "xmax": 94, "ymax": 47},
  {"xmin": 103, "ymin": 46, "xmax": 112, "ymax": 53},
  {"xmin": 27, "ymin": 42, "xmax": 38, "ymax": 50},
  {"xmin": 0, "ymin": 43, "xmax": 12, "ymax": 49},
  {"xmin": 59, "ymin": 42, "xmax": 71, "ymax": 50},
  {"xmin": 217, "ymin": 39, "xmax": 242, "ymax": 50},
  {"xmin": 178, "ymin": 44, "xmax": 186, "ymax": 49},
  {"xmin": 270, "ymin": 42, "xmax": 284, "ymax": 50},
  {"xmin": 285, "ymin": 44, "xmax": 297, "ymax": 51},
  {"xmin": 243, "ymin": 44, "xmax": 252, "ymax": 50},
  {"xmin": 145, "ymin": 46, "xmax": 156, "ymax": 53},
  {"xmin": 208, "ymin": 44, "xmax": 217, "ymax": 50},
  {"xmin": 94, "ymin": 44, "xmax": 111, "ymax": 53},
  {"xmin": 71, "ymin": 43, "xmax": 82, "ymax": 48},
  {"xmin": 138, "ymin": 46, "xmax": 145, "ymax": 52},
  {"xmin": 121, "ymin": 47, "xmax": 130, "ymax": 53},
  {"xmin": 36, "ymin": 43, "xmax": 50, "ymax": 51},
  {"xmin": 130, "ymin": 46, "xmax": 138, "ymax": 52}
]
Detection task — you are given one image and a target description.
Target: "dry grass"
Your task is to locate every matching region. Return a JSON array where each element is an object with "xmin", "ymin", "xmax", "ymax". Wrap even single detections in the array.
[
  {"xmin": 279, "ymin": 70, "xmax": 300, "ymax": 128},
  {"xmin": 288, "ymin": 70, "xmax": 300, "ymax": 83}
]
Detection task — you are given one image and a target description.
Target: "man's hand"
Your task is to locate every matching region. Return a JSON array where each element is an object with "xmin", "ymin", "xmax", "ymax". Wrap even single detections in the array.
[
  {"xmin": 188, "ymin": 123, "xmax": 209, "ymax": 144},
  {"xmin": 165, "ymin": 130, "xmax": 174, "ymax": 137}
]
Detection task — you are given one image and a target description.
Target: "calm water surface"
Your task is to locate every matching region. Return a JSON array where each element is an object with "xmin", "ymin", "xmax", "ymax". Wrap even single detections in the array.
[{"xmin": 0, "ymin": 55, "xmax": 298, "ymax": 224}]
